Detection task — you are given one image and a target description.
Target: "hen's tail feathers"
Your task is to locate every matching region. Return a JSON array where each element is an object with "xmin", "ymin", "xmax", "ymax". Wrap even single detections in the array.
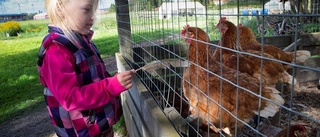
[
  {"xmin": 282, "ymin": 71, "xmax": 302, "ymax": 92},
  {"xmin": 287, "ymin": 50, "xmax": 311, "ymax": 63},
  {"xmin": 254, "ymin": 87, "xmax": 285, "ymax": 118},
  {"xmin": 282, "ymin": 71, "xmax": 297, "ymax": 85}
]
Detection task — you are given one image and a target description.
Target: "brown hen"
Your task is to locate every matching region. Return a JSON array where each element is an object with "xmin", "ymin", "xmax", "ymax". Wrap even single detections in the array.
[
  {"xmin": 237, "ymin": 24, "xmax": 311, "ymax": 70},
  {"xmin": 181, "ymin": 25, "xmax": 285, "ymax": 136},
  {"xmin": 215, "ymin": 17, "xmax": 295, "ymax": 87}
]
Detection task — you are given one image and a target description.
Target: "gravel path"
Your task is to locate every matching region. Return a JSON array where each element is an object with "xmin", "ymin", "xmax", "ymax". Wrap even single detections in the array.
[
  {"xmin": 103, "ymin": 55, "xmax": 117, "ymax": 73},
  {"xmin": 0, "ymin": 107, "xmax": 56, "ymax": 137},
  {"xmin": 0, "ymin": 56, "xmax": 120, "ymax": 137}
]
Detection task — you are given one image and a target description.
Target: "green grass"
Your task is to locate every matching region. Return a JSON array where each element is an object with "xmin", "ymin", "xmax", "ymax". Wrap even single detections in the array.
[
  {"xmin": 310, "ymin": 54, "xmax": 320, "ymax": 59},
  {"xmin": 0, "ymin": 35, "xmax": 45, "ymax": 123},
  {"xmin": 0, "ymin": 13, "xmax": 128, "ymax": 135},
  {"xmin": 92, "ymin": 29, "xmax": 119, "ymax": 58},
  {"xmin": 113, "ymin": 116, "xmax": 127, "ymax": 136},
  {"xmin": 0, "ymin": 15, "xmax": 120, "ymax": 125},
  {"xmin": 19, "ymin": 19, "xmax": 50, "ymax": 30}
]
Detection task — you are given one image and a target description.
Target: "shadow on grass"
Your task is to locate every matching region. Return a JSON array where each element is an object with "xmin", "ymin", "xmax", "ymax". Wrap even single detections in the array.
[
  {"xmin": 0, "ymin": 47, "xmax": 44, "ymax": 122},
  {"xmin": 0, "ymin": 47, "xmax": 55, "ymax": 136},
  {"xmin": 0, "ymin": 50, "xmax": 53, "ymax": 136}
]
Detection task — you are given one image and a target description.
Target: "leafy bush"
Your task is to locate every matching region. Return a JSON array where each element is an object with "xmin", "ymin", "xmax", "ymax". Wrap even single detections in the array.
[
  {"xmin": 239, "ymin": 17, "xmax": 275, "ymax": 37},
  {"xmin": 23, "ymin": 23, "xmax": 46, "ymax": 34},
  {"xmin": 0, "ymin": 21, "xmax": 22, "ymax": 37},
  {"xmin": 241, "ymin": 17, "xmax": 320, "ymax": 36},
  {"xmin": 302, "ymin": 23, "xmax": 320, "ymax": 33},
  {"xmin": 27, "ymin": 13, "xmax": 38, "ymax": 20},
  {"xmin": 240, "ymin": 17, "xmax": 260, "ymax": 36}
]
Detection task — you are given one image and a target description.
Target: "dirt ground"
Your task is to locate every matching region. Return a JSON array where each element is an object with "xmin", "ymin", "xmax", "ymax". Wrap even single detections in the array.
[
  {"xmin": 0, "ymin": 107, "xmax": 56, "ymax": 137},
  {"xmin": 0, "ymin": 106, "xmax": 123, "ymax": 137},
  {"xmin": 280, "ymin": 81, "xmax": 320, "ymax": 137}
]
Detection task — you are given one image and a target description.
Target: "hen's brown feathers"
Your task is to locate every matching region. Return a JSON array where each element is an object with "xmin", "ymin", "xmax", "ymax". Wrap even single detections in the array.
[
  {"xmin": 238, "ymin": 24, "xmax": 311, "ymax": 67},
  {"xmin": 181, "ymin": 25, "xmax": 284, "ymax": 135},
  {"xmin": 215, "ymin": 19, "xmax": 293, "ymax": 86}
]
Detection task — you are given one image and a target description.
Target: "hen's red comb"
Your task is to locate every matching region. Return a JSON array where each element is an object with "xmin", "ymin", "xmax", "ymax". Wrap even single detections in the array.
[
  {"xmin": 300, "ymin": 125, "xmax": 306, "ymax": 131},
  {"xmin": 220, "ymin": 17, "xmax": 227, "ymax": 22},
  {"xmin": 181, "ymin": 24, "xmax": 190, "ymax": 35},
  {"xmin": 216, "ymin": 17, "xmax": 227, "ymax": 26},
  {"xmin": 238, "ymin": 23, "xmax": 243, "ymax": 27}
]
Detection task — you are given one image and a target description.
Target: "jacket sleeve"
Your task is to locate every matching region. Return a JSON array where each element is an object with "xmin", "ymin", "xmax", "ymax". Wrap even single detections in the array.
[{"xmin": 41, "ymin": 43, "xmax": 126, "ymax": 111}]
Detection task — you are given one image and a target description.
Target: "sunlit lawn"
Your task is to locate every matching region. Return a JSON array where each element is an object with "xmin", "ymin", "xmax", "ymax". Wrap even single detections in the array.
[{"xmin": 0, "ymin": 16, "xmax": 119, "ymax": 124}]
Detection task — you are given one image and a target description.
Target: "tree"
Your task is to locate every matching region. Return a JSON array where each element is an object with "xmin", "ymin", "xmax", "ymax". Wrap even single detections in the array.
[
  {"xmin": 288, "ymin": 0, "xmax": 320, "ymax": 23},
  {"xmin": 311, "ymin": 0, "xmax": 320, "ymax": 14},
  {"xmin": 27, "ymin": 13, "xmax": 37, "ymax": 20},
  {"xmin": 109, "ymin": 3, "xmax": 116, "ymax": 13},
  {"xmin": 289, "ymin": 0, "xmax": 308, "ymax": 14}
]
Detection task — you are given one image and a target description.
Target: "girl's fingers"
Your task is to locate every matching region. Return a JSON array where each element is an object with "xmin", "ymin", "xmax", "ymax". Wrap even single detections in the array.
[
  {"xmin": 125, "ymin": 83, "xmax": 133, "ymax": 89},
  {"xmin": 121, "ymin": 79, "xmax": 130, "ymax": 86},
  {"xmin": 122, "ymin": 81, "xmax": 132, "ymax": 89},
  {"xmin": 118, "ymin": 70, "xmax": 135, "ymax": 89}
]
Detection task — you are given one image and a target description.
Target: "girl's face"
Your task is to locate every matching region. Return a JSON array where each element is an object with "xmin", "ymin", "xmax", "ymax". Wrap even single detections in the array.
[{"xmin": 64, "ymin": 0, "xmax": 97, "ymax": 35}]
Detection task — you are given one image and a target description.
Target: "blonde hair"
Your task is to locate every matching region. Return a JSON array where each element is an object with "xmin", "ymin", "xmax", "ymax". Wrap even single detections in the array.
[{"xmin": 45, "ymin": 0, "xmax": 98, "ymax": 40}]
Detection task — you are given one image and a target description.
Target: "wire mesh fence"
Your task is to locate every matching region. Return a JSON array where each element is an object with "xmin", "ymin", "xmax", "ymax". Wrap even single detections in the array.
[{"xmin": 115, "ymin": 0, "xmax": 320, "ymax": 136}]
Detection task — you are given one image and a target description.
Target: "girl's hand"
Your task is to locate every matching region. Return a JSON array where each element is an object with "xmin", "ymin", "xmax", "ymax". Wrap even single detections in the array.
[{"xmin": 117, "ymin": 69, "xmax": 136, "ymax": 89}]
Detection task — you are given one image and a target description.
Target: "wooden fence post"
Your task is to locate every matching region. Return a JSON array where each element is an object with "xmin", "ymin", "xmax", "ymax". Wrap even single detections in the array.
[{"xmin": 115, "ymin": 0, "xmax": 133, "ymax": 61}]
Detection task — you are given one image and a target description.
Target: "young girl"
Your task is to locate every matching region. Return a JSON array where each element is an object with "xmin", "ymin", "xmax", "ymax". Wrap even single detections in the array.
[{"xmin": 37, "ymin": 0, "xmax": 136, "ymax": 136}]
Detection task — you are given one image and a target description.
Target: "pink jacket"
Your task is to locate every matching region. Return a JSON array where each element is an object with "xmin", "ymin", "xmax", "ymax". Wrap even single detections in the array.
[{"xmin": 41, "ymin": 42, "xmax": 126, "ymax": 111}]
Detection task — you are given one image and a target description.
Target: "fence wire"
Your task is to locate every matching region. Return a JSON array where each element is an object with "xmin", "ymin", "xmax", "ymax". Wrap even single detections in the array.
[{"xmin": 115, "ymin": 0, "xmax": 320, "ymax": 136}]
